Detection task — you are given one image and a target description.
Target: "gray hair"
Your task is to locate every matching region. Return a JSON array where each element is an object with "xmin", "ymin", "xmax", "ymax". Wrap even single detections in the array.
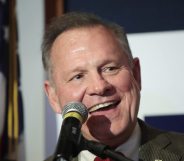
[{"xmin": 42, "ymin": 12, "xmax": 133, "ymax": 78}]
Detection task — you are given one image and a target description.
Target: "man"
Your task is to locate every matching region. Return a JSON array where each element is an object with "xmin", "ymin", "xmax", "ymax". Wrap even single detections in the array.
[{"xmin": 42, "ymin": 12, "xmax": 184, "ymax": 161}]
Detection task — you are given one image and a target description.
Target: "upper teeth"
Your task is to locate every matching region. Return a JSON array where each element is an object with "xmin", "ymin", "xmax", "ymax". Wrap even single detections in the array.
[{"xmin": 89, "ymin": 102, "xmax": 115, "ymax": 113}]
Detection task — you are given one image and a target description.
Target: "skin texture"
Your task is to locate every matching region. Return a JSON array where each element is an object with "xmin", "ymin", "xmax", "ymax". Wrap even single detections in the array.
[{"xmin": 44, "ymin": 25, "xmax": 141, "ymax": 148}]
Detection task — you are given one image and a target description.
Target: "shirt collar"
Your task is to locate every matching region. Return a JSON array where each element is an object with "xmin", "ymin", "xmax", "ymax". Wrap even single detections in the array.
[{"xmin": 115, "ymin": 122, "xmax": 141, "ymax": 161}]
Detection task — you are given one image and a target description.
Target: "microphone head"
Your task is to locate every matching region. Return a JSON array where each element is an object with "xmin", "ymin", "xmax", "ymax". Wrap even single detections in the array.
[{"xmin": 62, "ymin": 102, "xmax": 88, "ymax": 123}]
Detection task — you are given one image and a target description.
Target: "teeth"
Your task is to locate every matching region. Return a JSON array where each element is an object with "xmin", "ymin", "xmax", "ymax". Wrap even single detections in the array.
[{"xmin": 89, "ymin": 102, "xmax": 115, "ymax": 113}]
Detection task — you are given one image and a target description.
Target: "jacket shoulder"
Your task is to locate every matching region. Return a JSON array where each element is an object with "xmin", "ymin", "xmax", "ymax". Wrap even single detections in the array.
[{"xmin": 165, "ymin": 131, "xmax": 184, "ymax": 153}]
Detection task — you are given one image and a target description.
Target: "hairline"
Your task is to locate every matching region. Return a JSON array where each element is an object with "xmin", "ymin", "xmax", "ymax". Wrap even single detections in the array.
[{"xmin": 44, "ymin": 23, "xmax": 133, "ymax": 82}]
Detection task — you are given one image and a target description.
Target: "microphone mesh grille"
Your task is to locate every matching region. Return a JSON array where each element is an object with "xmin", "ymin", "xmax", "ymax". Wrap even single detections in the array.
[{"xmin": 62, "ymin": 102, "xmax": 88, "ymax": 122}]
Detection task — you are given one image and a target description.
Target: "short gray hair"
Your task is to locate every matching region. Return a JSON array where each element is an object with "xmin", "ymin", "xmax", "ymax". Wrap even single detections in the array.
[{"xmin": 42, "ymin": 12, "xmax": 133, "ymax": 78}]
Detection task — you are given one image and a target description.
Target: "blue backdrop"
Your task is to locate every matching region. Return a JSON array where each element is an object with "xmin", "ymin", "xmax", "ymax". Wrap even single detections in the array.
[{"xmin": 64, "ymin": 0, "xmax": 184, "ymax": 33}]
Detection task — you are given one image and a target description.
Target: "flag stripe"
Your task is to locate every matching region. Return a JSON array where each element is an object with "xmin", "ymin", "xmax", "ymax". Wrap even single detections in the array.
[{"xmin": 9, "ymin": 0, "xmax": 19, "ymax": 141}]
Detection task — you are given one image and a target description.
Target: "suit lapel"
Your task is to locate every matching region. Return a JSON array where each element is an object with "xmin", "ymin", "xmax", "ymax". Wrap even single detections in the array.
[
  {"xmin": 138, "ymin": 119, "xmax": 182, "ymax": 161},
  {"xmin": 139, "ymin": 134, "xmax": 181, "ymax": 161}
]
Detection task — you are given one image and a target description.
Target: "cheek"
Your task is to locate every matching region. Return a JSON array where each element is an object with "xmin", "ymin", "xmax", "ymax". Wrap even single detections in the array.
[
  {"xmin": 115, "ymin": 72, "xmax": 139, "ymax": 116},
  {"xmin": 113, "ymin": 72, "xmax": 132, "ymax": 92},
  {"xmin": 57, "ymin": 85, "xmax": 87, "ymax": 108}
]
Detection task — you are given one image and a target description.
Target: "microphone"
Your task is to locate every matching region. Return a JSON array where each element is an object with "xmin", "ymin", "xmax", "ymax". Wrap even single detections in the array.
[{"xmin": 53, "ymin": 102, "xmax": 88, "ymax": 161}]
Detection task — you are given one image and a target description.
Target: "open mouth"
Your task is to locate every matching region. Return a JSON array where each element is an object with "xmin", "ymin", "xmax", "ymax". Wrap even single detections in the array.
[{"xmin": 89, "ymin": 101, "xmax": 119, "ymax": 114}]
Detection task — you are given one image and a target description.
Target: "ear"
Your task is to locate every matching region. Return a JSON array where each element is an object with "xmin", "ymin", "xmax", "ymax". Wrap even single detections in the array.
[
  {"xmin": 132, "ymin": 57, "xmax": 141, "ymax": 90},
  {"xmin": 44, "ymin": 80, "xmax": 61, "ymax": 113}
]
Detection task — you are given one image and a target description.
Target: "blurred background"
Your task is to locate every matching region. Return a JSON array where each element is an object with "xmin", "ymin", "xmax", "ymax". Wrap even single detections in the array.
[{"xmin": 0, "ymin": 0, "xmax": 184, "ymax": 160}]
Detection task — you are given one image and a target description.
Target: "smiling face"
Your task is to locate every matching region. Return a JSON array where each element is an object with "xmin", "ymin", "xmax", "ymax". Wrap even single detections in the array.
[{"xmin": 44, "ymin": 25, "xmax": 141, "ymax": 147}]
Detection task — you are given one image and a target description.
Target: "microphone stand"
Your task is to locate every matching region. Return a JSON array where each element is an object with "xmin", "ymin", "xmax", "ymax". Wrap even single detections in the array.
[
  {"xmin": 52, "ymin": 132, "xmax": 133, "ymax": 161},
  {"xmin": 84, "ymin": 140, "xmax": 133, "ymax": 161}
]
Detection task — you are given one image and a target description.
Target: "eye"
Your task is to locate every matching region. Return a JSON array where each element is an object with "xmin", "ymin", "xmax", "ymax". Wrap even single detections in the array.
[
  {"xmin": 103, "ymin": 66, "xmax": 119, "ymax": 74},
  {"xmin": 69, "ymin": 73, "xmax": 84, "ymax": 81}
]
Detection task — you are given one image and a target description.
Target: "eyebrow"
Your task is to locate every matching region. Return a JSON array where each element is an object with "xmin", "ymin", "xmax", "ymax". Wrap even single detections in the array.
[{"xmin": 63, "ymin": 66, "xmax": 88, "ymax": 76}]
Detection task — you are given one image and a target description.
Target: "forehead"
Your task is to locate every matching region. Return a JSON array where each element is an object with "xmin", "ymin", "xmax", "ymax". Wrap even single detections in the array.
[
  {"xmin": 49, "ymin": 26, "xmax": 130, "ymax": 79},
  {"xmin": 51, "ymin": 25, "xmax": 122, "ymax": 56},
  {"xmin": 50, "ymin": 26, "xmax": 129, "ymax": 69}
]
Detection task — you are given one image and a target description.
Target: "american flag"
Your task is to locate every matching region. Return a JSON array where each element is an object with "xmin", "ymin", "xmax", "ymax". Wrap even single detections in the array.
[{"xmin": 0, "ymin": 0, "xmax": 24, "ymax": 160}]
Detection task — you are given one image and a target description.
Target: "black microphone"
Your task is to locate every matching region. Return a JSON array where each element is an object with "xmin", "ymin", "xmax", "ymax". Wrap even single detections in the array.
[{"xmin": 53, "ymin": 102, "xmax": 88, "ymax": 161}]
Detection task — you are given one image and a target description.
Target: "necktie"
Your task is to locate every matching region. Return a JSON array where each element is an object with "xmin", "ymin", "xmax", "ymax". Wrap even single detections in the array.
[
  {"xmin": 94, "ymin": 156, "xmax": 112, "ymax": 161},
  {"xmin": 94, "ymin": 152, "xmax": 127, "ymax": 161}
]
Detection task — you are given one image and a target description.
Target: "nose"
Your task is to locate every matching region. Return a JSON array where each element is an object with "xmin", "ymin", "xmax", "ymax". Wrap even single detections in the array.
[{"xmin": 86, "ymin": 74, "xmax": 113, "ymax": 96}]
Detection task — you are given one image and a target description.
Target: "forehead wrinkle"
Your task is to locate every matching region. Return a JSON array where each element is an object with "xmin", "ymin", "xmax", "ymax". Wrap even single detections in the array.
[
  {"xmin": 71, "ymin": 47, "xmax": 86, "ymax": 54},
  {"xmin": 63, "ymin": 57, "xmax": 88, "ymax": 73}
]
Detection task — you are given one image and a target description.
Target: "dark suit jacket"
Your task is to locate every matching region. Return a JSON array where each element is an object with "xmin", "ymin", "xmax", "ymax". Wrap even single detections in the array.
[
  {"xmin": 45, "ymin": 119, "xmax": 184, "ymax": 161},
  {"xmin": 138, "ymin": 119, "xmax": 184, "ymax": 160}
]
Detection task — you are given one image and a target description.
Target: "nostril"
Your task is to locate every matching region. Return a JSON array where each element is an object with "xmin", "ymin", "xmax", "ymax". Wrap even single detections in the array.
[{"xmin": 88, "ymin": 81, "xmax": 113, "ymax": 96}]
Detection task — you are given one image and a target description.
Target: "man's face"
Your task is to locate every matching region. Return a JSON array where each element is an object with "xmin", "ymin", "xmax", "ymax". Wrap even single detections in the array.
[{"xmin": 45, "ymin": 26, "xmax": 141, "ymax": 147}]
